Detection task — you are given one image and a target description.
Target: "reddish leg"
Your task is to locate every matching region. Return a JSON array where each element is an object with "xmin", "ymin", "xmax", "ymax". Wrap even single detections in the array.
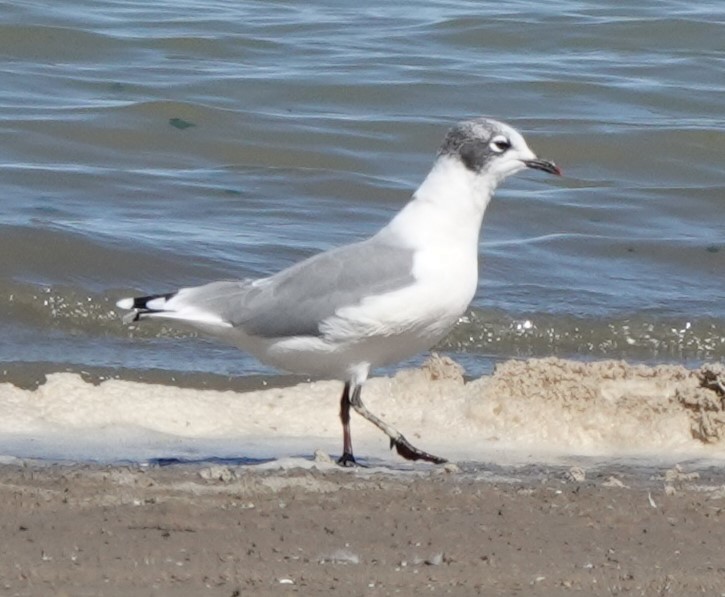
[{"xmin": 337, "ymin": 382, "xmax": 356, "ymax": 466}]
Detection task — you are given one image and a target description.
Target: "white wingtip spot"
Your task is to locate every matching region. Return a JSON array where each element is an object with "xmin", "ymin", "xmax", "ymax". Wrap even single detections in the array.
[{"xmin": 116, "ymin": 298, "xmax": 134, "ymax": 310}]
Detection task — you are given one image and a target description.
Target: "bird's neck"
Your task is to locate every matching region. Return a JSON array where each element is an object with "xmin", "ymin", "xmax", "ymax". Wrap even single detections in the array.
[{"xmin": 382, "ymin": 156, "xmax": 496, "ymax": 249}]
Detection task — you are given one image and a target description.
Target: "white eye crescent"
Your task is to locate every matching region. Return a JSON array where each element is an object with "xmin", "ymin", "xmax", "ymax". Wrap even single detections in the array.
[{"xmin": 490, "ymin": 135, "xmax": 511, "ymax": 153}]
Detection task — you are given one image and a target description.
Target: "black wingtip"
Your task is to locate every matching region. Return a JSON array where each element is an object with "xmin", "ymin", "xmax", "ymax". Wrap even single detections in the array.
[
  {"xmin": 117, "ymin": 291, "xmax": 176, "ymax": 312},
  {"xmin": 134, "ymin": 291, "xmax": 176, "ymax": 310},
  {"xmin": 117, "ymin": 291, "xmax": 178, "ymax": 325}
]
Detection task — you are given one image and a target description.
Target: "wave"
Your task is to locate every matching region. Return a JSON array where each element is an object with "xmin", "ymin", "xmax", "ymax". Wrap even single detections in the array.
[{"xmin": 443, "ymin": 309, "xmax": 724, "ymax": 362}]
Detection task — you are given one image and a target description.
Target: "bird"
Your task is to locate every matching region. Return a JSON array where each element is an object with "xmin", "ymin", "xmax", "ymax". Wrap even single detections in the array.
[{"xmin": 116, "ymin": 117, "xmax": 561, "ymax": 466}]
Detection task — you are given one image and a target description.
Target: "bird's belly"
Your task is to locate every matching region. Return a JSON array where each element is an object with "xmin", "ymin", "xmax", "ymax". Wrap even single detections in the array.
[
  {"xmin": 260, "ymin": 325, "xmax": 453, "ymax": 379},
  {"xmin": 268, "ymin": 288, "xmax": 470, "ymax": 378}
]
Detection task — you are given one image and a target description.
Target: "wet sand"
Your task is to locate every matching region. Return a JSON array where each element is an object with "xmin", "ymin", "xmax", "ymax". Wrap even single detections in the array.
[
  {"xmin": 2, "ymin": 460, "xmax": 725, "ymax": 596},
  {"xmin": 2, "ymin": 357, "xmax": 725, "ymax": 595}
]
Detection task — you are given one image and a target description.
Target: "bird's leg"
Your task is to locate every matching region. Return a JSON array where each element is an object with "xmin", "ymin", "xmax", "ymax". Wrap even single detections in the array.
[
  {"xmin": 336, "ymin": 382, "xmax": 357, "ymax": 466},
  {"xmin": 348, "ymin": 384, "xmax": 447, "ymax": 465}
]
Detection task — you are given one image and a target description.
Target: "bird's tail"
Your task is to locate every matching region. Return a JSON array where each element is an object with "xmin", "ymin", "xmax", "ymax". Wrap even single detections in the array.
[
  {"xmin": 116, "ymin": 281, "xmax": 244, "ymax": 328},
  {"xmin": 116, "ymin": 292, "xmax": 178, "ymax": 324}
]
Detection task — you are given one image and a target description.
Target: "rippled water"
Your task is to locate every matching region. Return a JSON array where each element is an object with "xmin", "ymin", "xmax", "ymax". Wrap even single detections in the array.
[{"xmin": 0, "ymin": 0, "xmax": 723, "ymax": 381}]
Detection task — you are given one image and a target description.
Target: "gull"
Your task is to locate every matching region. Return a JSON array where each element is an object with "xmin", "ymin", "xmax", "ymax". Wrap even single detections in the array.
[{"xmin": 116, "ymin": 117, "xmax": 561, "ymax": 466}]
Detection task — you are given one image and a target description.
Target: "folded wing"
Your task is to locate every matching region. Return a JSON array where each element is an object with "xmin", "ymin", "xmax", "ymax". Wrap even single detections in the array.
[{"xmin": 117, "ymin": 236, "xmax": 416, "ymax": 340}]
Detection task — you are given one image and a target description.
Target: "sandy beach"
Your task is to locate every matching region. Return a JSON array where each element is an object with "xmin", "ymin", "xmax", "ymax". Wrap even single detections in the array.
[
  {"xmin": 2, "ymin": 357, "xmax": 725, "ymax": 596},
  {"xmin": 2, "ymin": 356, "xmax": 725, "ymax": 464},
  {"xmin": 1, "ymin": 458, "xmax": 725, "ymax": 596}
]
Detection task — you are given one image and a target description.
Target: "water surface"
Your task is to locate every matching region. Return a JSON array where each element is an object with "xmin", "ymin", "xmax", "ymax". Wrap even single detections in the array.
[{"xmin": 0, "ymin": 0, "xmax": 723, "ymax": 383}]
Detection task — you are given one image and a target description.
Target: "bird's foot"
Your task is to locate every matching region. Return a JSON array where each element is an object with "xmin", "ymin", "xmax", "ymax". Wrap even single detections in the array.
[
  {"xmin": 390, "ymin": 436, "xmax": 447, "ymax": 464},
  {"xmin": 336, "ymin": 452, "xmax": 358, "ymax": 467}
]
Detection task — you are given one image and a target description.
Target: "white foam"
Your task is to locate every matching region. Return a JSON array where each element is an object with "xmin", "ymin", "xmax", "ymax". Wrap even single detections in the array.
[{"xmin": 0, "ymin": 357, "xmax": 723, "ymax": 465}]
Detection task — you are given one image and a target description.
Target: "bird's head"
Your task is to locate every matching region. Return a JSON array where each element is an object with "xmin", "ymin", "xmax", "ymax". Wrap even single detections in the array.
[{"xmin": 437, "ymin": 117, "xmax": 561, "ymax": 185}]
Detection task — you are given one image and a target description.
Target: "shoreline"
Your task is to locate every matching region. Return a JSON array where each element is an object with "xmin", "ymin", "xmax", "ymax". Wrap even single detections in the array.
[
  {"xmin": 1, "ymin": 356, "xmax": 724, "ymax": 465},
  {"xmin": 2, "ymin": 356, "xmax": 725, "ymax": 595}
]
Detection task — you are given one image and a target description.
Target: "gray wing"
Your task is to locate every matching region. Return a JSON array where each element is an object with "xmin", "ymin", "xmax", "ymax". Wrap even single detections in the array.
[{"xmin": 225, "ymin": 237, "xmax": 415, "ymax": 338}]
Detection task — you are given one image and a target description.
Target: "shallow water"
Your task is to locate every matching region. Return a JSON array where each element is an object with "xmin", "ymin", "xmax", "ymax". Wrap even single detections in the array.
[{"xmin": 0, "ymin": 2, "xmax": 723, "ymax": 461}]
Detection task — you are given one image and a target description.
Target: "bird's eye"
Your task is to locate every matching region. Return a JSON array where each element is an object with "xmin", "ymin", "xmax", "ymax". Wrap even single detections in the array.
[{"xmin": 490, "ymin": 136, "xmax": 511, "ymax": 153}]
